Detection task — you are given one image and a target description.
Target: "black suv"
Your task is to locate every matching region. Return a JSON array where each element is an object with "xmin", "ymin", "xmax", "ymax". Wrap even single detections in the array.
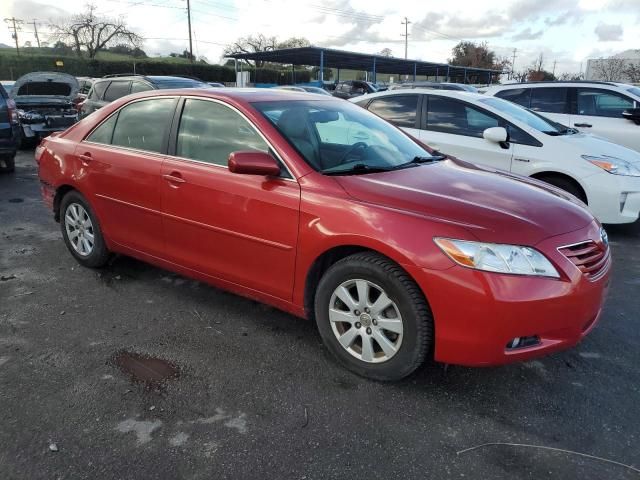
[
  {"xmin": 0, "ymin": 83, "xmax": 21, "ymax": 173},
  {"xmin": 332, "ymin": 80, "xmax": 378, "ymax": 99},
  {"xmin": 80, "ymin": 75, "xmax": 209, "ymax": 117}
]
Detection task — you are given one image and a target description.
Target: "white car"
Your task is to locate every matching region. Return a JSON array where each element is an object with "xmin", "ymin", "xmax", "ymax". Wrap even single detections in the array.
[
  {"xmin": 483, "ymin": 81, "xmax": 640, "ymax": 153},
  {"xmin": 351, "ymin": 89, "xmax": 640, "ymax": 224}
]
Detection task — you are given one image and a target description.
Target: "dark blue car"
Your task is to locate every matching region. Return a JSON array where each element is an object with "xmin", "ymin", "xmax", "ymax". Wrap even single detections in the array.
[{"xmin": 0, "ymin": 83, "xmax": 21, "ymax": 173}]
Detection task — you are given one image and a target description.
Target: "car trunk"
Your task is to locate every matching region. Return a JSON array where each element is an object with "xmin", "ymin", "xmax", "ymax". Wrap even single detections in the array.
[{"xmin": 10, "ymin": 72, "xmax": 79, "ymax": 137}]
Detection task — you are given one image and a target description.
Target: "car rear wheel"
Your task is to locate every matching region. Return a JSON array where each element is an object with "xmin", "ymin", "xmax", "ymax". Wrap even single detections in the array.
[
  {"xmin": 0, "ymin": 154, "xmax": 15, "ymax": 173},
  {"xmin": 60, "ymin": 191, "xmax": 110, "ymax": 268},
  {"xmin": 314, "ymin": 252, "xmax": 433, "ymax": 381}
]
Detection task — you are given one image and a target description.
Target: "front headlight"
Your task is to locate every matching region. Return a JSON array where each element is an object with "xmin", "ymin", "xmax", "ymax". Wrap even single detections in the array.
[
  {"xmin": 434, "ymin": 238, "xmax": 560, "ymax": 278},
  {"xmin": 582, "ymin": 155, "xmax": 640, "ymax": 177}
]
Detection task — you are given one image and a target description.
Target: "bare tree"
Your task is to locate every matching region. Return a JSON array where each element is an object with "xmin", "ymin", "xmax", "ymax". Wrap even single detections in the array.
[
  {"xmin": 558, "ymin": 72, "xmax": 584, "ymax": 81},
  {"xmin": 591, "ymin": 57, "xmax": 627, "ymax": 82},
  {"xmin": 224, "ymin": 35, "xmax": 311, "ymax": 67},
  {"xmin": 377, "ymin": 48, "xmax": 393, "ymax": 57},
  {"xmin": 50, "ymin": 4, "xmax": 141, "ymax": 59},
  {"xmin": 623, "ymin": 62, "xmax": 640, "ymax": 83}
]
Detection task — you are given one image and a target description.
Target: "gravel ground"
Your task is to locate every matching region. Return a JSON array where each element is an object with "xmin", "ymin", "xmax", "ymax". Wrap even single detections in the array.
[{"xmin": 1, "ymin": 151, "xmax": 639, "ymax": 479}]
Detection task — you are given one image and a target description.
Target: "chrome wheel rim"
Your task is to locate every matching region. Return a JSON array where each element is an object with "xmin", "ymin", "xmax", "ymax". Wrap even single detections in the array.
[
  {"xmin": 329, "ymin": 279, "xmax": 403, "ymax": 363},
  {"xmin": 64, "ymin": 203, "xmax": 95, "ymax": 257}
]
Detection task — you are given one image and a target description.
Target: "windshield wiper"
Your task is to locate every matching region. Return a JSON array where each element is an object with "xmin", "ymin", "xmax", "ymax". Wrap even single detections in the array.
[
  {"xmin": 397, "ymin": 153, "xmax": 447, "ymax": 168},
  {"xmin": 322, "ymin": 163, "xmax": 397, "ymax": 176}
]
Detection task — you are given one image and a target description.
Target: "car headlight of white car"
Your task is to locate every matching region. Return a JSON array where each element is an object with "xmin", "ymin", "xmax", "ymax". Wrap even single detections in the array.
[
  {"xmin": 582, "ymin": 155, "xmax": 640, "ymax": 177},
  {"xmin": 434, "ymin": 238, "xmax": 560, "ymax": 278}
]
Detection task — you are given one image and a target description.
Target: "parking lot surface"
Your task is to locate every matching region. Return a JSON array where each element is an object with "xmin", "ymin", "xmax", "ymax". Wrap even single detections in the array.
[{"xmin": 1, "ymin": 151, "xmax": 639, "ymax": 479}]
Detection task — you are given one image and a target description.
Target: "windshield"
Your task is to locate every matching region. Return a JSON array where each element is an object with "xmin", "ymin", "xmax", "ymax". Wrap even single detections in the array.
[
  {"xmin": 479, "ymin": 97, "xmax": 567, "ymax": 134},
  {"xmin": 253, "ymin": 99, "xmax": 436, "ymax": 174},
  {"xmin": 627, "ymin": 86, "xmax": 640, "ymax": 98}
]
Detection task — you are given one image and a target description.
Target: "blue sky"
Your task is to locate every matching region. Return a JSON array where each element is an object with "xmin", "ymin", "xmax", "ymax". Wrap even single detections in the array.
[{"xmin": 2, "ymin": 0, "xmax": 639, "ymax": 74}]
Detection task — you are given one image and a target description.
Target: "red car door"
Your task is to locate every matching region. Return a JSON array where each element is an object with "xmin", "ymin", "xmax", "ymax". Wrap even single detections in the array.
[
  {"xmin": 160, "ymin": 98, "xmax": 300, "ymax": 300},
  {"xmin": 76, "ymin": 97, "xmax": 177, "ymax": 257}
]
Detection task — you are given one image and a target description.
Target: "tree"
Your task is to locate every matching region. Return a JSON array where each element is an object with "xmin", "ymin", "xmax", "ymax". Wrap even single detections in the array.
[
  {"xmin": 526, "ymin": 53, "xmax": 555, "ymax": 81},
  {"xmin": 277, "ymin": 37, "xmax": 311, "ymax": 49},
  {"xmin": 50, "ymin": 5, "xmax": 141, "ymax": 59},
  {"xmin": 449, "ymin": 41, "xmax": 508, "ymax": 70},
  {"xmin": 591, "ymin": 57, "xmax": 626, "ymax": 82},
  {"xmin": 378, "ymin": 48, "xmax": 393, "ymax": 57},
  {"xmin": 623, "ymin": 63, "xmax": 640, "ymax": 83},
  {"xmin": 108, "ymin": 44, "xmax": 147, "ymax": 58},
  {"xmin": 223, "ymin": 35, "xmax": 311, "ymax": 67},
  {"xmin": 558, "ymin": 72, "xmax": 584, "ymax": 81}
]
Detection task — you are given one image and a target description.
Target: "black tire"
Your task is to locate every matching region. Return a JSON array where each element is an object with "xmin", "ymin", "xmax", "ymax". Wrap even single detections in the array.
[
  {"xmin": 537, "ymin": 175, "xmax": 587, "ymax": 204},
  {"xmin": 59, "ymin": 190, "xmax": 111, "ymax": 268},
  {"xmin": 0, "ymin": 154, "xmax": 15, "ymax": 173},
  {"xmin": 314, "ymin": 252, "xmax": 433, "ymax": 381}
]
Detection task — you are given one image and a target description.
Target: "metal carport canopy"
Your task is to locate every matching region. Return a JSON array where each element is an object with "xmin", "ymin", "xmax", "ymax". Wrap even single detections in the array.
[{"xmin": 225, "ymin": 46, "xmax": 501, "ymax": 80}]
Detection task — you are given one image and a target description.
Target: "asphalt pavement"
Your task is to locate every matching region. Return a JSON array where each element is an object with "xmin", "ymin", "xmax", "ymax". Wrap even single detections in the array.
[{"xmin": 1, "ymin": 151, "xmax": 639, "ymax": 479}]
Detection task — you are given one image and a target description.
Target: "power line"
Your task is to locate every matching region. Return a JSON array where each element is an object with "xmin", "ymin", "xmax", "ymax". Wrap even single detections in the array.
[{"xmin": 401, "ymin": 17, "xmax": 410, "ymax": 59}]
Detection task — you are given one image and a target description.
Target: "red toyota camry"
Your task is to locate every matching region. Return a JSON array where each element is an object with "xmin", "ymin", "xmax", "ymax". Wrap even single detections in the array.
[{"xmin": 36, "ymin": 88, "xmax": 611, "ymax": 380}]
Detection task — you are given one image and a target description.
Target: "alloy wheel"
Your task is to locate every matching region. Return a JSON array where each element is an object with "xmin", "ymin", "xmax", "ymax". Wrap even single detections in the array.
[
  {"xmin": 64, "ymin": 202, "xmax": 95, "ymax": 257},
  {"xmin": 329, "ymin": 279, "xmax": 404, "ymax": 363}
]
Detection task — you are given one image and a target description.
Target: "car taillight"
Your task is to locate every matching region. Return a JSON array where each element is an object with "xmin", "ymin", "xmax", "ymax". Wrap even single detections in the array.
[
  {"xmin": 34, "ymin": 144, "xmax": 45, "ymax": 164},
  {"xmin": 6, "ymin": 99, "xmax": 18, "ymax": 124}
]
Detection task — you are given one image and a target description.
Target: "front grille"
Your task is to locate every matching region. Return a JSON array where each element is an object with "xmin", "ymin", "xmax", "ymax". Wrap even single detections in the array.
[{"xmin": 558, "ymin": 241, "xmax": 609, "ymax": 280}]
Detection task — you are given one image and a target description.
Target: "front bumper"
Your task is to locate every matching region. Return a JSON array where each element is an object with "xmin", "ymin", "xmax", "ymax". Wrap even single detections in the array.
[
  {"xmin": 585, "ymin": 171, "xmax": 640, "ymax": 224},
  {"xmin": 405, "ymin": 220, "xmax": 611, "ymax": 366}
]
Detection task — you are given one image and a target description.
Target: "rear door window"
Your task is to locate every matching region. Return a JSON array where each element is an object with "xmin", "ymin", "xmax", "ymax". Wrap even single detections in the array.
[
  {"xmin": 110, "ymin": 98, "xmax": 176, "ymax": 152},
  {"xmin": 530, "ymin": 87, "xmax": 568, "ymax": 113},
  {"xmin": 495, "ymin": 88, "xmax": 531, "ymax": 108},
  {"xmin": 103, "ymin": 81, "xmax": 131, "ymax": 102},
  {"xmin": 367, "ymin": 95, "xmax": 419, "ymax": 128},
  {"xmin": 576, "ymin": 88, "xmax": 636, "ymax": 117}
]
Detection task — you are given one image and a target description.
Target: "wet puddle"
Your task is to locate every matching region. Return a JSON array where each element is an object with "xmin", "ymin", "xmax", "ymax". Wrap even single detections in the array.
[{"xmin": 112, "ymin": 351, "xmax": 179, "ymax": 388}]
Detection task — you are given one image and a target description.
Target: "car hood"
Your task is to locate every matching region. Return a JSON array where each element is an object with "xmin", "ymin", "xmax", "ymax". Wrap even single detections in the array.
[
  {"xmin": 553, "ymin": 132, "xmax": 640, "ymax": 165},
  {"xmin": 334, "ymin": 159, "xmax": 595, "ymax": 246},
  {"xmin": 10, "ymin": 72, "xmax": 79, "ymax": 104}
]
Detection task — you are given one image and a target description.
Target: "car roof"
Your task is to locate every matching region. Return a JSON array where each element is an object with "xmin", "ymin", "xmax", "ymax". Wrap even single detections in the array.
[
  {"xmin": 485, "ymin": 81, "xmax": 631, "ymax": 90},
  {"xmin": 352, "ymin": 88, "xmax": 485, "ymax": 102},
  {"xmin": 121, "ymin": 87, "xmax": 343, "ymax": 103}
]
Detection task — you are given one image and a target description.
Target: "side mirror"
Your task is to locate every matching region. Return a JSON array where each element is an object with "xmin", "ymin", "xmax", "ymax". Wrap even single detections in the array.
[
  {"xmin": 483, "ymin": 127, "xmax": 508, "ymax": 143},
  {"xmin": 228, "ymin": 151, "xmax": 281, "ymax": 176},
  {"xmin": 622, "ymin": 108, "xmax": 640, "ymax": 125}
]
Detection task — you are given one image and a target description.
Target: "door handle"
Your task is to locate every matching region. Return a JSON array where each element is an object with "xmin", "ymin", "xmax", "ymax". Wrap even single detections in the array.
[
  {"xmin": 79, "ymin": 152, "xmax": 92, "ymax": 165},
  {"xmin": 163, "ymin": 172, "xmax": 186, "ymax": 184},
  {"xmin": 574, "ymin": 123, "xmax": 592, "ymax": 128}
]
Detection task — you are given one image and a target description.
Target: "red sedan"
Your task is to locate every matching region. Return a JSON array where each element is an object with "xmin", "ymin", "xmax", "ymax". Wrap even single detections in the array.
[{"xmin": 36, "ymin": 89, "xmax": 611, "ymax": 380}]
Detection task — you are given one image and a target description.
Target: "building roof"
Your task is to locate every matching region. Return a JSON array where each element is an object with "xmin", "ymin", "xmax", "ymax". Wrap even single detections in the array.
[{"xmin": 225, "ymin": 46, "xmax": 502, "ymax": 79}]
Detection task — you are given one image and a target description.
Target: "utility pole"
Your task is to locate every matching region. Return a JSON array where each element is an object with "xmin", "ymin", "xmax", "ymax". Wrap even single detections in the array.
[
  {"xmin": 552, "ymin": 60, "xmax": 557, "ymax": 76},
  {"xmin": 401, "ymin": 17, "xmax": 411, "ymax": 59},
  {"xmin": 31, "ymin": 19, "xmax": 41, "ymax": 48},
  {"xmin": 186, "ymin": 0, "xmax": 194, "ymax": 62},
  {"xmin": 4, "ymin": 17, "xmax": 24, "ymax": 55},
  {"xmin": 511, "ymin": 48, "xmax": 517, "ymax": 80}
]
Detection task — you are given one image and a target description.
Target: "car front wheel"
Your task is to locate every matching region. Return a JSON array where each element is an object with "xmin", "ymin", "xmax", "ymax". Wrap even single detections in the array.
[
  {"xmin": 314, "ymin": 252, "xmax": 433, "ymax": 381},
  {"xmin": 0, "ymin": 154, "xmax": 15, "ymax": 173}
]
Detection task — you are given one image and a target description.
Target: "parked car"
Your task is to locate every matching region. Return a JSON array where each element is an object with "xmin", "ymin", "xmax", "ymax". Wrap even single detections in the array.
[
  {"xmin": 484, "ymin": 81, "xmax": 640, "ymax": 152},
  {"xmin": 10, "ymin": 72, "xmax": 79, "ymax": 144},
  {"xmin": 275, "ymin": 85, "xmax": 332, "ymax": 96},
  {"xmin": 37, "ymin": 88, "xmax": 610, "ymax": 381},
  {"xmin": 0, "ymin": 81, "xmax": 16, "ymax": 94},
  {"xmin": 80, "ymin": 75, "xmax": 209, "ymax": 117},
  {"xmin": 352, "ymin": 89, "xmax": 640, "ymax": 224},
  {"xmin": 208, "ymin": 82, "xmax": 225, "ymax": 88},
  {"xmin": 390, "ymin": 81, "xmax": 478, "ymax": 93},
  {"xmin": 332, "ymin": 80, "xmax": 378, "ymax": 99},
  {"xmin": 0, "ymin": 83, "xmax": 21, "ymax": 173}
]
